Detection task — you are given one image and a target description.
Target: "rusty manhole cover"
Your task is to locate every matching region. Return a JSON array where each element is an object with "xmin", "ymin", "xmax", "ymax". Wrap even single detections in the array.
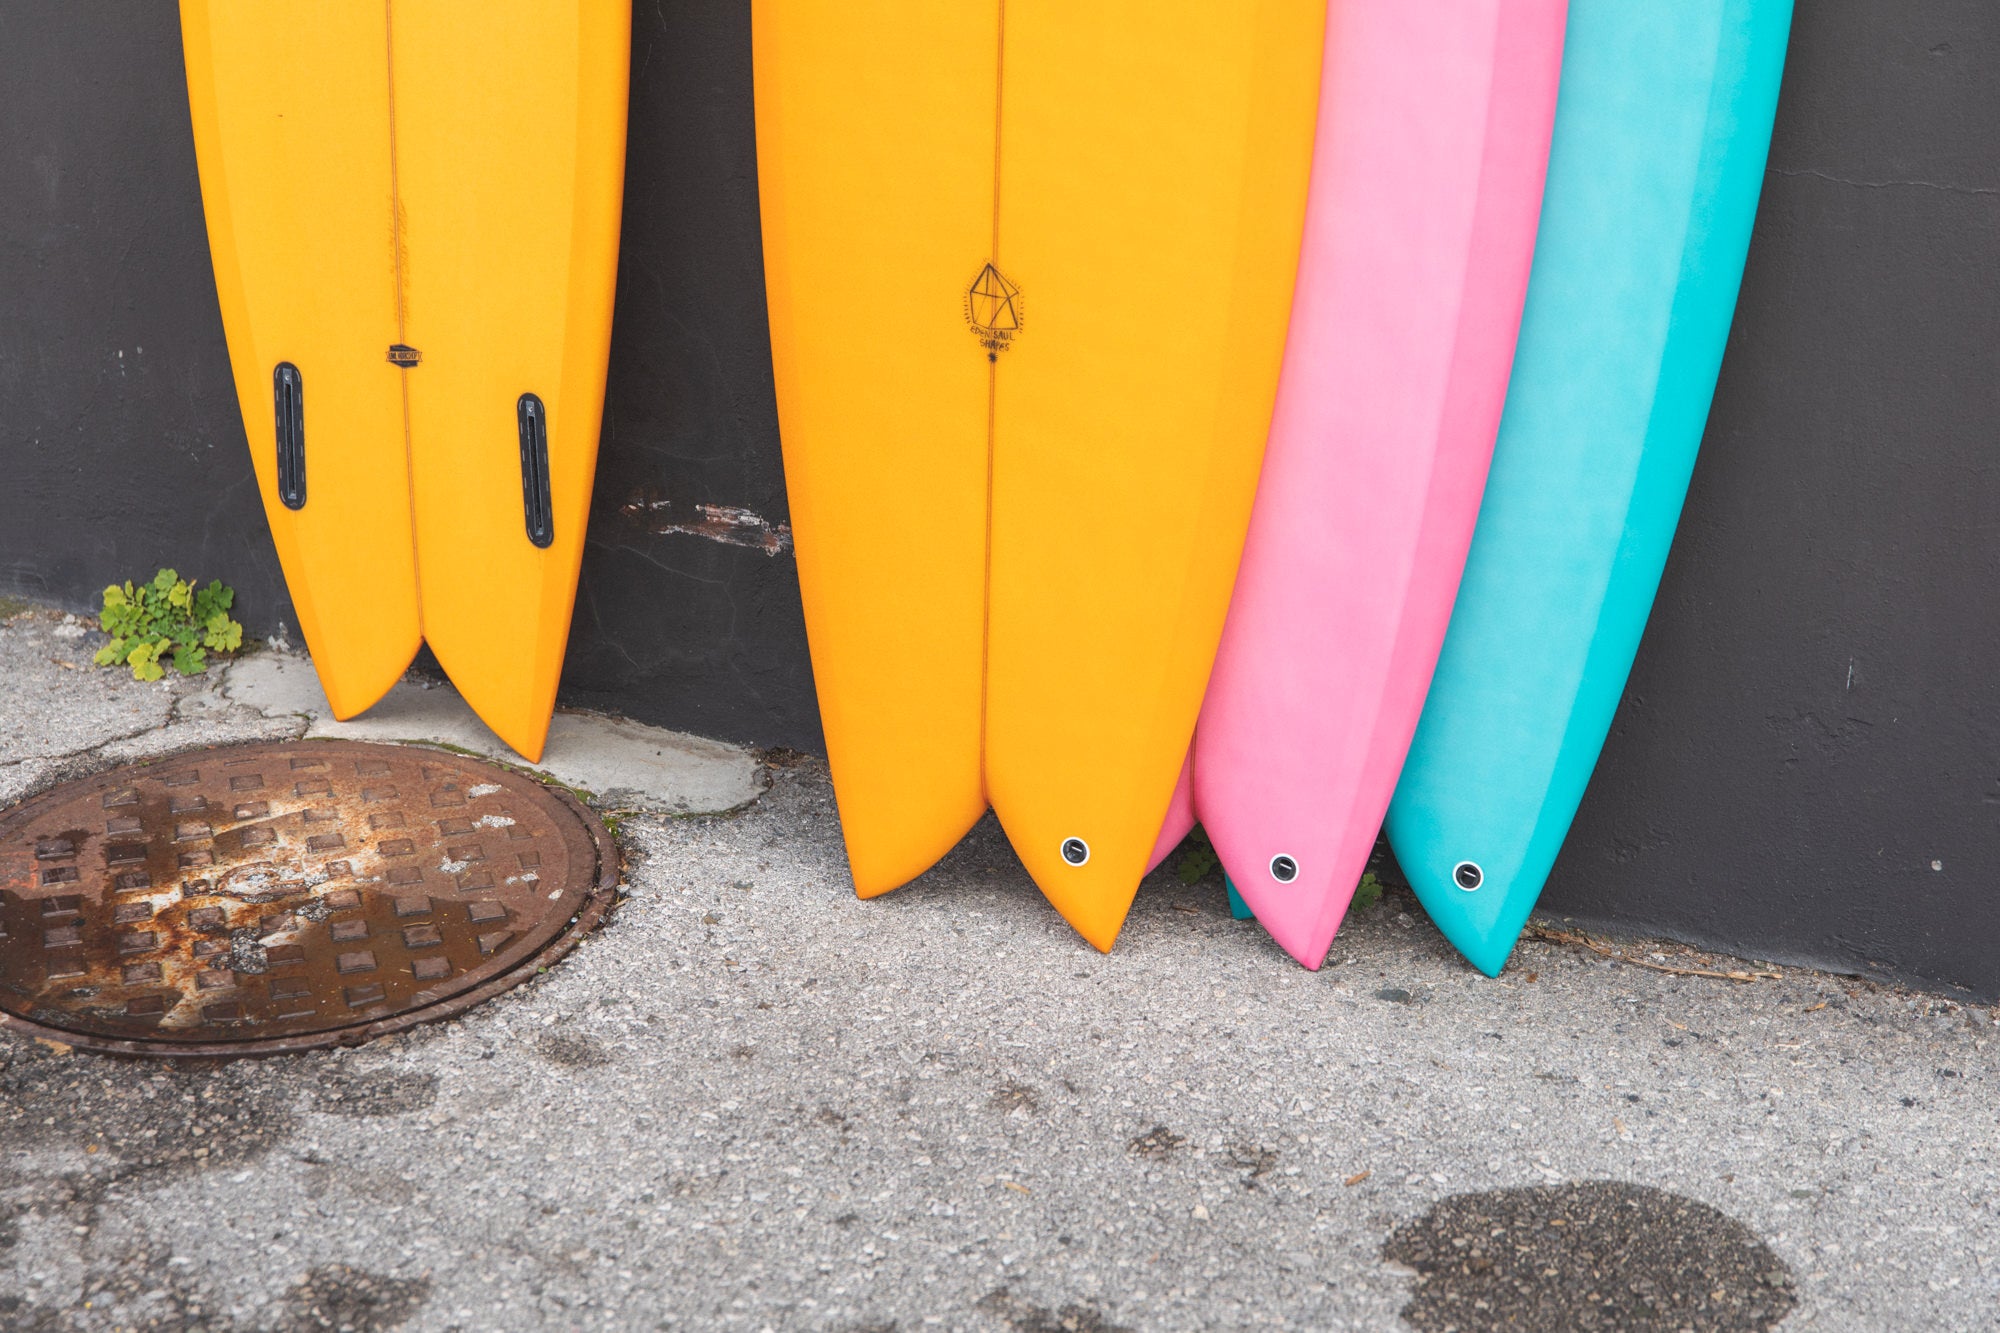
[{"xmin": 0, "ymin": 739, "xmax": 616, "ymax": 1057}]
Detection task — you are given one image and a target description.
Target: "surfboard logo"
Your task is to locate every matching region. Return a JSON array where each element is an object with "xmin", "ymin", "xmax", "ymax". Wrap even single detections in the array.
[
  {"xmin": 965, "ymin": 262, "xmax": 1022, "ymax": 355},
  {"xmin": 386, "ymin": 343, "xmax": 423, "ymax": 368}
]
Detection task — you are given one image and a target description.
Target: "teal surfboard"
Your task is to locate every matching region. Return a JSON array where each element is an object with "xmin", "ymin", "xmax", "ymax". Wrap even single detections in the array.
[{"xmin": 1384, "ymin": 0, "xmax": 1793, "ymax": 977}]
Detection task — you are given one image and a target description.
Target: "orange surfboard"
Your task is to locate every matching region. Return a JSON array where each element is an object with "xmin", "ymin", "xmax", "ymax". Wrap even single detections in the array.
[
  {"xmin": 754, "ymin": 1, "xmax": 1322, "ymax": 947},
  {"xmin": 182, "ymin": 1, "xmax": 630, "ymax": 760}
]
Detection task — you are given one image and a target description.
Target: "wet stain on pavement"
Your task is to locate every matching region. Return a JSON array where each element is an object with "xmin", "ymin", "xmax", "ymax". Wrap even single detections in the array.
[
  {"xmin": 977, "ymin": 1287, "xmax": 1134, "ymax": 1333},
  {"xmin": 1383, "ymin": 1180, "xmax": 1796, "ymax": 1332},
  {"xmin": 0, "ymin": 1041, "xmax": 297, "ymax": 1179},
  {"xmin": 1221, "ymin": 1141, "xmax": 1278, "ymax": 1186},
  {"xmin": 537, "ymin": 1031, "xmax": 612, "ymax": 1069},
  {"xmin": 279, "ymin": 1264, "xmax": 432, "ymax": 1332},
  {"xmin": 988, "ymin": 1079, "xmax": 1040, "ymax": 1115},
  {"xmin": 1126, "ymin": 1124, "xmax": 1185, "ymax": 1160},
  {"xmin": 0, "ymin": 1237, "xmax": 430, "ymax": 1331},
  {"xmin": 309, "ymin": 1068, "xmax": 438, "ymax": 1118}
]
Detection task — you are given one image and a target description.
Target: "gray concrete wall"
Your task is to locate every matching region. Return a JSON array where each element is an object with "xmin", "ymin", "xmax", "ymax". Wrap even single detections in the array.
[{"xmin": 2, "ymin": 3, "xmax": 1995, "ymax": 996}]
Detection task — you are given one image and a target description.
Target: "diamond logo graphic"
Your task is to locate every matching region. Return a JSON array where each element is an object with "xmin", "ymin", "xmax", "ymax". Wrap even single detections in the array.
[{"xmin": 965, "ymin": 262, "xmax": 1022, "ymax": 354}]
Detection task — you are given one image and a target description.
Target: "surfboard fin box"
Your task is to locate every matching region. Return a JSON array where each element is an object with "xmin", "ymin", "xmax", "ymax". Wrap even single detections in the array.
[
  {"xmin": 517, "ymin": 394, "xmax": 555, "ymax": 550},
  {"xmin": 272, "ymin": 362, "xmax": 305, "ymax": 510}
]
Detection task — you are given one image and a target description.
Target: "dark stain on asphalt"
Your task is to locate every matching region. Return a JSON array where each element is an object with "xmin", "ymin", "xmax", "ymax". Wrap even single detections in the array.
[
  {"xmin": 1126, "ymin": 1125, "xmax": 1185, "ymax": 1160},
  {"xmin": 537, "ymin": 1031, "xmax": 612, "ymax": 1069},
  {"xmin": 989, "ymin": 1080, "xmax": 1040, "ymax": 1114},
  {"xmin": 310, "ymin": 1068, "xmax": 438, "ymax": 1118},
  {"xmin": 0, "ymin": 1244, "xmax": 425, "ymax": 1331},
  {"xmin": 279, "ymin": 1263, "xmax": 432, "ymax": 1331},
  {"xmin": 1, "ymin": 1240, "xmax": 231, "ymax": 1330},
  {"xmin": 1383, "ymin": 1180, "xmax": 1796, "ymax": 1332},
  {"xmin": 977, "ymin": 1287, "xmax": 1134, "ymax": 1333},
  {"xmin": 1221, "ymin": 1142, "xmax": 1278, "ymax": 1186},
  {"xmin": 0, "ymin": 1038, "xmax": 298, "ymax": 1182}
]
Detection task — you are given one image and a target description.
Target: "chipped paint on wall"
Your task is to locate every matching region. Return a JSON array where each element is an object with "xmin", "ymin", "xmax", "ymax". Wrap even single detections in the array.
[{"xmin": 619, "ymin": 493, "xmax": 793, "ymax": 556}]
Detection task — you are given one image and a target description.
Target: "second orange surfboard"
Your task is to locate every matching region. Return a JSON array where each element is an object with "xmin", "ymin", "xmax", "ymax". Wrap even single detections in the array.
[{"xmin": 754, "ymin": 1, "xmax": 1322, "ymax": 947}]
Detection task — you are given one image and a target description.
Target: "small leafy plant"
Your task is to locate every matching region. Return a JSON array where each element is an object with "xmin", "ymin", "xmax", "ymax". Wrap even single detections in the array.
[
  {"xmin": 1352, "ymin": 871, "xmax": 1385, "ymax": 912},
  {"xmin": 1174, "ymin": 826, "xmax": 1221, "ymax": 884},
  {"xmin": 95, "ymin": 569, "xmax": 244, "ymax": 681}
]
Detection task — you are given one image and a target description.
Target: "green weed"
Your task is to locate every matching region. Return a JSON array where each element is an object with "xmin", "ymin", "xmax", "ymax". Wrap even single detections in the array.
[
  {"xmin": 1174, "ymin": 826, "xmax": 1221, "ymax": 884},
  {"xmin": 94, "ymin": 569, "xmax": 243, "ymax": 681}
]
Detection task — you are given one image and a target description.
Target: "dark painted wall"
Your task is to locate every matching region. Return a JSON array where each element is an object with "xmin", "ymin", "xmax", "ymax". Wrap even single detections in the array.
[
  {"xmin": 1544, "ymin": 2, "xmax": 2000, "ymax": 999},
  {"xmin": 0, "ymin": 3, "xmax": 290, "ymax": 643},
  {"xmin": 1, "ymin": 5, "xmax": 1995, "ymax": 995}
]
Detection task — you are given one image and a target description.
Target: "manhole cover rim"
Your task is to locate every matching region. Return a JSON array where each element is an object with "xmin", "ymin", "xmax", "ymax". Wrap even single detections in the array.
[{"xmin": 0, "ymin": 739, "xmax": 619, "ymax": 1058}]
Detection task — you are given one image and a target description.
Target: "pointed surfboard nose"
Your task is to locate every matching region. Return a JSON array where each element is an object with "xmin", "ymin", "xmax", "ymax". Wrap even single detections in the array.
[
  {"xmin": 1263, "ymin": 918, "xmax": 1333, "ymax": 971},
  {"xmin": 1226, "ymin": 872, "xmax": 1348, "ymax": 972},
  {"xmin": 482, "ymin": 708, "xmax": 553, "ymax": 768},
  {"xmin": 315, "ymin": 642, "xmax": 418, "ymax": 726},
  {"xmin": 1072, "ymin": 914, "xmax": 1123, "ymax": 955},
  {"xmin": 841, "ymin": 801, "xmax": 988, "ymax": 902},
  {"xmin": 1003, "ymin": 825, "xmax": 1143, "ymax": 955},
  {"xmin": 439, "ymin": 663, "xmax": 555, "ymax": 766},
  {"xmin": 1455, "ymin": 929, "xmax": 1515, "ymax": 980},
  {"xmin": 1215, "ymin": 832, "xmax": 1377, "ymax": 970},
  {"xmin": 1048, "ymin": 865, "xmax": 1131, "ymax": 956},
  {"xmin": 1400, "ymin": 853, "xmax": 1521, "ymax": 979},
  {"xmin": 1038, "ymin": 866, "xmax": 1128, "ymax": 953}
]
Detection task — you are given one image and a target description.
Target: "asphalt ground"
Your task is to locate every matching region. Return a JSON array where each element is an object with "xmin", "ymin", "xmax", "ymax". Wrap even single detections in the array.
[{"xmin": 1, "ymin": 607, "xmax": 1995, "ymax": 1331}]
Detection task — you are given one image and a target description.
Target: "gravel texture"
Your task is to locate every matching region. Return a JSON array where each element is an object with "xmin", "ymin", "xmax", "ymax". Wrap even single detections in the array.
[{"xmin": 1, "ymin": 603, "xmax": 1997, "ymax": 1330}]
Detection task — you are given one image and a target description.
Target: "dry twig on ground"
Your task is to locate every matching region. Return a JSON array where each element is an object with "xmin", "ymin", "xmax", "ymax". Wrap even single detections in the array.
[{"xmin": 1524, "ymin": 924, "xmax": 1782, "ymax": 984}]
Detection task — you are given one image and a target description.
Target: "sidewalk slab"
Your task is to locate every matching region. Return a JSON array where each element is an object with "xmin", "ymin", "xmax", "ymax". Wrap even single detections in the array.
[
  {"xmin": 0, "ymin": 609, "xmax": 304, "ymax": 808},
  {"xmin": 0, "ymin": 610, "xmax": 182, "ymax": 766},
  {"xmin": 219, "ymin": 652, "xmax": 766, "ymax": 816}
]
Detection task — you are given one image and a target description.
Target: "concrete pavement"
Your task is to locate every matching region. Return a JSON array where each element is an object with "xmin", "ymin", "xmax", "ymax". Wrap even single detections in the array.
[{"xmin": 0, "ymin": 604, "xmax": 1994, "ymax": 1331}]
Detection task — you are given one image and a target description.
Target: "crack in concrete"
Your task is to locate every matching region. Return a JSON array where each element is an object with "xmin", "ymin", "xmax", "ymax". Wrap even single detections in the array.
[
  {"xmin": 1768, "ymin": 166, "xmax": 1999, "ymax": 198},
  {"xmin": 0, "ymin": 712, "xmax": 172, "ymax": 766},
  {"xmin": 0, "ymin": 702, "xmax": 308, "ymax": 807}
]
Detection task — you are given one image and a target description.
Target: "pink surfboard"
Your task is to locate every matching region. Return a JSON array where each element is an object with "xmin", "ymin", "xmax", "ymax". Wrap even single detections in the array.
[{"xmin": 1150, "ymin": 0, "xmax": 1568, "ymax": 968}]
